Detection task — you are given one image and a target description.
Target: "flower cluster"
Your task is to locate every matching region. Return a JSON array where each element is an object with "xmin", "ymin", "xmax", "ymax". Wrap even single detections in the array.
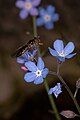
[
  {"xmin": 16, "ymin": 39, "xmax": 76, "ymax": 98},
  {"xmin": 15, "ymin": 1, "xmax": 59, "ymax": 30},
  {"xmin": 15, "ymin": 0, "xmax": 77, "ymax": 99}
]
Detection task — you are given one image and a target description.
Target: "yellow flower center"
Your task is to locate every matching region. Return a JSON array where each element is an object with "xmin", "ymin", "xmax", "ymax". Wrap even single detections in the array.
[
  {"xmin": 36, "ymin": 70, "xmax": 42, "ymax": 77},
  {"xmin": 44, "ymin": 15, "xmax": 51, "ymax": 22},
  {"xmin": 25, "ymin": 2, "xmax": 32, "ymax": 10}
]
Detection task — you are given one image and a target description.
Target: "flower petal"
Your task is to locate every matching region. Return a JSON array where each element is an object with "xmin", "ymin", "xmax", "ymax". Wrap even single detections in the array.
[
  {"xmin": 22, "ymin": 51, "xmax": 28, "ymax": 59},
  {"xmin": 30, "ymin": 8, "xmax": 38, "ymax": 16},
  {"xmin": 57, "ymin": 56, "xmax": 65, "ymax": 62},
  {"xmin": 37, "ymin": 57, "xmax": 44, "ymax": 70},
  {"xmin": 65, "ymin": 53, "xmax": 76, "ymax": 58},
  {"xmin": 39, "ymin": 7, "xmax": 46, "ymax": 16},
  {"xmin": 45, "ymin": 22, "xmax": 54, "ymax": 30},
  {"xmin": 32, "ymin": 0, "xmax": 41, "ymax": 6},
  {"xmin": 47, "ymin": 5, "xmax": 55, "ymax": 14},
  {"xmin": 57, "ymin": 83, "xmax": 61, "ymax": 88},
  {"xmin": 42, "ymin": 68, "xmax": 49, "ymax": 78},
  {"xmin": 17, "ymin": 57, "xmax": 25, "ymax": 64},
  {"xmin": 54, "ymin": 92, "xmax": 58, "ymax": 98},
  {"xmin": 64, "ymin": 42, "xmax": 75, "ymax": 55},
  {"xmin": 52, "ymin": 13, "xmax": 59, "ymax": 21},
  {"xmin": 54, "ymin": 40, "xmax": 64, "ymax": 53},
  {"xmin": 19, "ymin": 9, "xmax": 28, "ymax": 19},
  {"xmin": 24, "ymin": 72, "xmax": 36, "ymax": 82},
  {"xmin": 48, "ymin": 88, "xmax": 54, "ymax": 95},
  {"xmin": 32, "ymin": 49, "xmax": 38, "ymax": 56},
  {"xmin": 25, "ymin": 61, "xmax": 37, "ymax": 72},
  {"xmin": 34, "ymin": 76, "xmax": 43, "ymax": 84},
  {"xmin": 48, "ymin": 47, "xmax": 58, "ymax": 56},
  {"xmin": 36, "ymin": 17, "xmax": 44, "ymax": 26},
  {"xmin": 15, "ymin": 0, "xmax": 25, "ymax": 8}
]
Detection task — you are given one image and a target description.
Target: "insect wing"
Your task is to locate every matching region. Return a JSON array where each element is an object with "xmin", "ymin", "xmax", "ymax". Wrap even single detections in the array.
[{"xmin": 11, "ymin": 44, "xmax": 28, "ymax": 58}]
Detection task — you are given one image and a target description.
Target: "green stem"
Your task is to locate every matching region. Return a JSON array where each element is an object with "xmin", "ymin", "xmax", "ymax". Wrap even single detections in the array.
[
  {"xmin": 32, "ymin": 16, "xmax": 37, "ymax": 37},
  {"xmin": 32, "ymin": 16, "xmax": 61, "ymax": 120},
  {"xmin": 74, "ymin": 88, "xmax": 79, "ymax": 98},
  {"xmin": 32, "ymin": 16, "xmax": 40, "ymax": 56},
  {"xmin": 44, "ymin": 79, "xmax": 61, "ymax": 120}
]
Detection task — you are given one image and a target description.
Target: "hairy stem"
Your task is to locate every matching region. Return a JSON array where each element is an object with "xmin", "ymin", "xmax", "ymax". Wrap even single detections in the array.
[
  {"xmin": 74, "ymin": 88, "xmax": 79, "ymax": 98},
  {"xmin": 32, "ymin": 16, "xmax": 61, "ymax": 120}
]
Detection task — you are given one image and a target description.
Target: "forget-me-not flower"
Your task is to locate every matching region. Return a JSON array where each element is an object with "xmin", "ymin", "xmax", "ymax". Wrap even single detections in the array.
[
  {"xmin": 24, "ymin": 57, "xmax": 49, "ymax": 84},
  {"xmin": 16, "ymin": 0, "xmax": 41, "ymax": 19},
  {"xmin": 48, "ymin": 40, "xmax": 76, "ymax": 62},
  {"xmin": 48, "ymin": 83, "xmax": 62, "ymax": 98},
  {"xmin": 17, "ymin": 49, "xmax": 38, "ymax": 64},
  {"xmin": 36, "ymin": 5, "xmax": 59, "ymax": 30}
]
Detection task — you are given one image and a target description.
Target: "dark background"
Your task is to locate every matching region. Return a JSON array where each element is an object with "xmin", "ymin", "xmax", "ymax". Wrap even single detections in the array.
[{"xmin": 0, "ymin": 0, "xmax": 80, "ymax": 120}]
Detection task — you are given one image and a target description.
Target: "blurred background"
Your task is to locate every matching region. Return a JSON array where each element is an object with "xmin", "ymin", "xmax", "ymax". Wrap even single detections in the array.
[{"xmin": 0, "ymin": 0, "xmax": 80, "ymax": 120}]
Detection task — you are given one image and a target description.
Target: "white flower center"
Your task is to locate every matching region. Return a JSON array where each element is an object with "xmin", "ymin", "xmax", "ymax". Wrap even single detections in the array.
[
  {"xmin": 25, "ymin": 2, "xmax": 32, "ymax": 10},
  {"xmin": 44, "ymin": 15, "xmax": 51, "ymax": 22},
  {"xmin": 59, "ymin": 52, "xmax": 65, "ymax": 57},
  {"xmin": 35, "ymin": 70, "xmax": 42, "ymax": 77}
]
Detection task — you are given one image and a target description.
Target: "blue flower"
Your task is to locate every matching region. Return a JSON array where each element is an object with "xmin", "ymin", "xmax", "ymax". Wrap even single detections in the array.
[
  {"xmin": 17, "ymin": 49, "xmax": 38, "ymax": 64},
  {"xmin": 24, "ymin": 57, "xmax": 49, "ymax": 84},
  {"xmin": 48, "ymin": 40, "xmax": 76, "ymax": 62},
  {"xmin": 36, "ymin": 5, "xmax": 59, "ymax": 30},
  {"xmin": 16, "ymin": 0, "xmax": 41, "ymax": 19},
  {"xmin": 48, "ymin": 83, "xmax": 62, "ymax": 98}
]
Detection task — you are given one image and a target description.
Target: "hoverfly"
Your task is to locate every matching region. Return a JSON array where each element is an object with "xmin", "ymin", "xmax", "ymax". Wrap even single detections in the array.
[{"xmin": 11, "ymin": 36, "xmax": 43, "ymax": 58}]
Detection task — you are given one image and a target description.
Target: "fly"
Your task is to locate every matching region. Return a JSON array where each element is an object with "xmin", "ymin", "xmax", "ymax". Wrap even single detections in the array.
[{"xmin": 11, "ymin": 36, "xmax": 43, "ymax": 58}]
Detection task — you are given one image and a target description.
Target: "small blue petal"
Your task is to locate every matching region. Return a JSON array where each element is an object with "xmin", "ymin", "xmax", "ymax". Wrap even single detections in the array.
[
  {"xmin": 26, "ymin": 0, "xmax": 31, "ymax": 2},
  {"xmin": 42, "ymin": 68, "xmax": 49, "ymax": 78},
  {"xmin": 47, "ymin": 5, "xmax": 55, "ymax": 14},
  {"xmin": 29, "ymin": 8, "xmax": 38, "ymax": 16},
  {"xmin": 52, "ymin": 14, "xmax": 59, "ymax": 21},
  {"xmin": 32, "ymin": 49, "xmax": 38, "ymax": 56},
  {"xmin": 64, "ymin": 42, "xmax": 75, "ymax": 55},
  {"xmin": 34, "ymin": 76, "xmax": 43, "ymax": 84},
  {"xmin": 19, "ymin": 9, "xmax": 28, "ymax": 19},
  {"xmin": 16, "ymin": 0, "xmax": 24, "ymax": 8},
  {"xmin": 37, "ymin": 57, "xmax": 44, "ymax": 70},
  {"xmin": 54, "ymin": 92, "xmax": 58, "ymax": 98},
  {"xmin": 57, "ymin": 56, "xmax": 65, "ymax": 62},
  {"xmin": 54, "ymin": 40, "xmax": 64, "ymax": 53},
  {"xmin": 24, "ymin": 72, "xmax": 36, "ymax": 82},
  {"xmin": 45, "ymin": 22, "xmax": 54, "ymax": 30},
  {"xmin": 36, "ymin": 17, "xmax": 44, "ymax": 26},
  {"xmin": 48, "ymin": 88, "xmax": 54, "ymax": 95},
  {"xmin": 17, "ymin": 58, "xmax": 25, "ymax": 64},
  {"xmin": 52, "ymin": 86, "xmax": 58, "ymax": 92},
  {"xmin": 57, "ymin": 83, "xmax": 61, "ymax": 88},
  {"xmin": 65, "ymin": 53, "xmax": 76, "ymax": 58},
  {"xmin": 22, "ymin": 51, "xmax": 28, "ymax": 59},
  {"xmin": 39, "ymin": 7, "xmax": 46, "ymax": 16},
  {"xmin": 25, "ymin": 61, "xmax": 37, "ymax": 72},
  {"xmin": 32, "ymin": 0, "xmax": 41, "ymax": 6},
  {"xmin": 56, "ymin": 89, "xmax": 62, "ymax": 94},
  {"xmin": 48, "ymin": 47, "xmax": 58, "ymax": 56}
]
